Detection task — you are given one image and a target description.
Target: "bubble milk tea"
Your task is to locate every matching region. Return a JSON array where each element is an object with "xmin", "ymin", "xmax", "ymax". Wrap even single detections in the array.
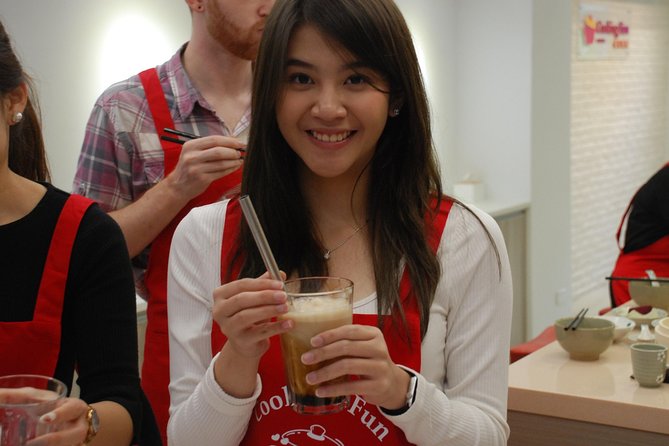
[{"xmin": 278, "ymin": 277, "xmax": 353, "ymax": 415}]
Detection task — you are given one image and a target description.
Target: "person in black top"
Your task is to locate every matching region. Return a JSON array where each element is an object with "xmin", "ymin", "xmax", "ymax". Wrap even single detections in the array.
[
  {"xmin": 610, "ymin": 163, "xmax": 669, "ymax": 306},
  {"xmin": 0, "ymin": 20, "xmax": 159, "ymax": 445}
]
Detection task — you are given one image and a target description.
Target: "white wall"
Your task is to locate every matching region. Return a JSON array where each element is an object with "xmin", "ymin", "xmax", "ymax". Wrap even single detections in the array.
[
  {"xmin": 529, "ymin": 0, "xmax": 574, "ymax": 335},
  {"xmin": 395, "ymin": 0, "xmax": 457, "ymax": 191},
  {"xmin": 451, "ymin": 0, "xmax": 532, "ymax": 205},
  {"xmin": 1, "ymin": 1, "xmax": 190, "ymax": 189}
]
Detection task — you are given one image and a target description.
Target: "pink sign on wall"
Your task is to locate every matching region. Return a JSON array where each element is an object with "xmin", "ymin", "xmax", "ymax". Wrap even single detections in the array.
[{"xmin": 579, "ymin": 3, "xmax": 630, "ymax": 59}]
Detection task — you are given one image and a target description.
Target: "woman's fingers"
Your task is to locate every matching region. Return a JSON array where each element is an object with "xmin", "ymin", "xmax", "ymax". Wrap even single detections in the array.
[
  {"xmin": 212, "ymin": 273, "xmax": 291, "ymax": 359},
  {"xmin": 27, "ymin": 398, "xmax": 88, "ymax": 446}
]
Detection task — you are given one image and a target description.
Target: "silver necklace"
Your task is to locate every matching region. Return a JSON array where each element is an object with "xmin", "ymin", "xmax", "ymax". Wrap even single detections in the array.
[{"xmin": 323, "ymin": 222, "xmax": 367, "ymax": 260}]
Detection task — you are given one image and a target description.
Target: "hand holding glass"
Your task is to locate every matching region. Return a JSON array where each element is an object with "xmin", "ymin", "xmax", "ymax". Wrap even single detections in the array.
[
  {"xmin": 0, "ymin": 374, "xmax": 67, "ymax": 445},
  {"xmin": 279, "ymin": 277, "xmax": 353, "ymax": 415}
]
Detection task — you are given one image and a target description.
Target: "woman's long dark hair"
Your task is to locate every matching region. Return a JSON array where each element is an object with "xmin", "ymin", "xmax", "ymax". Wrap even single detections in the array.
[
  {"xmin": 233, "ymin": 0, "xmax": 442, "ymax": 338},
  {"xmin": 0, "ymin": 20, "xmax": 49, "ymax": 182}
]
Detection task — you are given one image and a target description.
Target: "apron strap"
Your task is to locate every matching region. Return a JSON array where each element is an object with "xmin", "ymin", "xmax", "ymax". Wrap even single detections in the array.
[
  {"xmin": 34, "ymin": 194, "xmax": 94, "ymax": 321},
  {"xmin": 138, "ymin": 68, "xmax": 180, "ymax": 173}
]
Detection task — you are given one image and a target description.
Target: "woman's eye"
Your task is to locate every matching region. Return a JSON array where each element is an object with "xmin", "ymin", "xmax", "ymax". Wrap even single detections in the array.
[
  {"xmin": 346, "ymin": 74, "xmax": 368, "ymax": 85},
  {"xmin": 288, "ymin": 73, "xmax": 312, "ymax": 84}
]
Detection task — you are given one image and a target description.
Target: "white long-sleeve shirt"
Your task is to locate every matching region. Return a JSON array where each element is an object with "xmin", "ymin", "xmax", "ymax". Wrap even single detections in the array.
[{"xmin": 166, "ymin": 199, "xmax": 513, "ymax": 445}]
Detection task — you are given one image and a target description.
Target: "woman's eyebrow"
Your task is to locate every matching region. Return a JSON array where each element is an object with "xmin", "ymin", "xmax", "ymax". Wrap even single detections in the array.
[
  {"xmin": 285, "ymin": 58, "xmax": 313, "ymax": 69},
  {"xmin": 284, "ymin": 58, "xmax": 370, "ymax": 71}
]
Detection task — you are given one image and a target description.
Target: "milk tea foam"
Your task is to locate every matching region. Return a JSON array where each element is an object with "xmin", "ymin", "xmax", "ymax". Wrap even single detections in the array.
[{"xmin": 279, "ymin": 279, "xmax": 353, "ymax": 414}]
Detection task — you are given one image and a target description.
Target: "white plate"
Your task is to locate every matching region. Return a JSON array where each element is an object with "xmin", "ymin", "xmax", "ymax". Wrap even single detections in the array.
[{"xmin": 611, "ymin": 307, "xmax": 668, "ymax": 327}]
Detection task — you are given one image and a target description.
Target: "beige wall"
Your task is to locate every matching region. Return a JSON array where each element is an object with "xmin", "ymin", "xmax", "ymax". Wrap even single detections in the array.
[{"xmin": 570, "ymin": 0, "xmax": 669, "ymax": 309}]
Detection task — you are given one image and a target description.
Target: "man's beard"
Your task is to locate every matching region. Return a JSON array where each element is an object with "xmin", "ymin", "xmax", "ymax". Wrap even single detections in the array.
[{"xmin": 206, "ymin": 2, "xmax": 260, "ymax": 60}]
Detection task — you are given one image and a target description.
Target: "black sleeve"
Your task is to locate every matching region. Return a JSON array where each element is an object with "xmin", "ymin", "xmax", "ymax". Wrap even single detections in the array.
[
  {"xmin": 61, "ymin": 204, "xmax": 158, "ymax": 444},
  {"xmin": 624, "ymin": 165, "xmax": 669, "ymax": 251}
]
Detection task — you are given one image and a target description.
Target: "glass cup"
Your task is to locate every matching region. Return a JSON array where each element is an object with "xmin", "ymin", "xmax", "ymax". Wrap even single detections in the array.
[
  {"xmin": 278, "ymin": 277, "xmax": 354, "ymax": 415},
  {"xmin": 0, "ymin": 374, "xmax": 67, "ymax": 445}
]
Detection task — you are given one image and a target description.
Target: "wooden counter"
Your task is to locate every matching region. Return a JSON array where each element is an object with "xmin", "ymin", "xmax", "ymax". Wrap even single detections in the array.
[{"xmin": 508, "ymin": 339, "xmax": 669, "ymax": 445}]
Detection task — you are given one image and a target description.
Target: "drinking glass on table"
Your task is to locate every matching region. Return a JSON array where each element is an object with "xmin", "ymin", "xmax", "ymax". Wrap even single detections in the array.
[
  {"xmin": 278, "ymin": 277, "xmax": 353, "ymax": 415},
  {"xmin": 0, "ymin": 374, "xmax": 67, "ymax": 445}
]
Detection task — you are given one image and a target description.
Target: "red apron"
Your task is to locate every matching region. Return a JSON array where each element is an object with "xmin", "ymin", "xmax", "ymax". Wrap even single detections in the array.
[
  {"xmin": 138, "ymin": 68, "xmax": 243, "ymax": 444},
  {"xmin": 212, "ymin": 198, "xmax": 451, "ymax": 445},
  {"xmin": 610, "ymin": 162, "xmax": 669, "ymax": 306},
  {"xmin": 0, "ymin": 194, "xmax": 93, "ymax": 377}
]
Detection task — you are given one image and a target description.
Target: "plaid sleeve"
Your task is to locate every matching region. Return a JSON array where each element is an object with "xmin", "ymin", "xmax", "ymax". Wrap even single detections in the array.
[{"xmin": 73, "ymin": 98, "xmax": 135, "ymax": 212}]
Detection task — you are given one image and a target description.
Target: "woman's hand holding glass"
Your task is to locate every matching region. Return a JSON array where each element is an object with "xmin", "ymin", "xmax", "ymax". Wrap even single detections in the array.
[
  {"xmin": 26, "ymin": 396, "xmax": 88, "ymax": 446},
  {"xmin": 212, "ymin": 273, "xmax": 291, "ymax": 359},
  {"xmin": 299, "ymin": 324, "xmax": 411, "ymax": 410}
]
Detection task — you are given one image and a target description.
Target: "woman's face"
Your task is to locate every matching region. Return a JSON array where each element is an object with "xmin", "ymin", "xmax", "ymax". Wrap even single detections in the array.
[{"xmin": 276, "ymin": 25, "xmax": 392, "ymax": 183}]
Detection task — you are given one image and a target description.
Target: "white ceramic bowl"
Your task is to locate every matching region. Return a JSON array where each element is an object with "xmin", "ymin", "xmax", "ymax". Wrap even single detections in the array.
[{"xmin": 596, "ymin": 315, "xmax": 635, "ymax": 341}]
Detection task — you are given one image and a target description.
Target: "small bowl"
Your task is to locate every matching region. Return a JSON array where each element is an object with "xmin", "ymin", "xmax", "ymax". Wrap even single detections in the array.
[
  {"xmin": 596, "ymin": 315, "xmax": 635, "ymax": 341},
  {"xmin": 554, "ymin": 317, "xmax": 615, "ymax": 361},
  {"xmin": 611, "ymin": 307, "xmax": 668, "ymax": 327},
  {"xmin": 629, "ymin": 280, "xmax": 669, "ymax": 311}
]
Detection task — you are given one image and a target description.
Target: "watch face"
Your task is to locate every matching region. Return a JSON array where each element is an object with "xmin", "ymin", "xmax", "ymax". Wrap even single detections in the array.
[{"xmin": 90, "ymin": 407, "xmax": 100, "ymax": 433}]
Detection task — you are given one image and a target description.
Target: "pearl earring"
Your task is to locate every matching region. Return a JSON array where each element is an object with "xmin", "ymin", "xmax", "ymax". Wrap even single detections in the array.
[
  {"xmin": 12, "ymin": 112, "xmax": 23, "ymax": 124},
  {"xmin": 392, "ymin": 108, "xmax": 400, "ymax": 117}
]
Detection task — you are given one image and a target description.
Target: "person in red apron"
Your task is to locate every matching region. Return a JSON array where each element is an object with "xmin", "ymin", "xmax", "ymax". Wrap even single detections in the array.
[
  {"xmin": 610, "ymin": 163, "xmax": 669, "ymax": 307},
  {"xmin": 0, "ymin": 20, "xmax": 159, "ymax": 444},
  {"xmin": 138, "ymin": 68, "xmax": 243, "ymax": 445},
  {"xmin": 166, "ymin": 1, "xmax": 512, "ymax": 445},
  {"xmin": 72, "ymin": 3, "xmax": 277, "ymax": 443}
]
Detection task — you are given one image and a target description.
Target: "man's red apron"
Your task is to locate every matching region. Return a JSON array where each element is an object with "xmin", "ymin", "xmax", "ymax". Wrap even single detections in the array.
[
  {"xmin": 138, "ymin": 68, "xmax": 243, "ymax": 444},
  {"xmin": 0, "ymin": 194, "xmax": 93, "ymax": 377},
  {"xmin": 212, "ymin": 198, "xmax": 452, "ymax": 445},
  {"xmin": 610, "ymin": 162, "xmax": 669, "ymax": 306}
]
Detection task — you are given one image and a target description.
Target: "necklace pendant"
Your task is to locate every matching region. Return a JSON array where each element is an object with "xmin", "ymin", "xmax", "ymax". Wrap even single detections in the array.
[{"xmin": 324, "ymin": 251, "xmax": 331, "ymax": 260}]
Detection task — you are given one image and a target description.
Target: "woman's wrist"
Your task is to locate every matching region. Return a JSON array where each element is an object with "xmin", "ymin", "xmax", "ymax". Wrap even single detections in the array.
[
  {"xmin": 213, "ymin": 344, "xmax": 261, "ymax": 398},
  {"xmin": 380, "ymin": 368, "xmax": 415, "ymax": 413}
]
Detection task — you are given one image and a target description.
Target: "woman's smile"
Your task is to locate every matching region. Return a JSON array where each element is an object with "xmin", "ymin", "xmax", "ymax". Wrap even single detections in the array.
[
  {"xmin": 308, "ymin": 129, "xmax": 355, "ymax": 144},
  {"xmin": 276, "ymin": 24, "xmax": 391, "ymax": 180}
]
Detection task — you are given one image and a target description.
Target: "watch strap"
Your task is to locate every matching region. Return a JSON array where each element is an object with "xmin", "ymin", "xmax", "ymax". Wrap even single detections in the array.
[{"xmin": 381, "ymin": 371, "xmax": 418, "ymax": 416}]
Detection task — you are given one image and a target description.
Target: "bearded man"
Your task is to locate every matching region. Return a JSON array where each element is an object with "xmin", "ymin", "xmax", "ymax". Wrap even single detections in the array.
[{"xmin": 73, "ymin": 1, "xmax": 276, "ymax": 443}]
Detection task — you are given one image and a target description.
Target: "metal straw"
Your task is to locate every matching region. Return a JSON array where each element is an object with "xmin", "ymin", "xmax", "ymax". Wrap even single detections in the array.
[{"xmin": 239, "ymin": 195, "xmax": 283, "ymax": 283}]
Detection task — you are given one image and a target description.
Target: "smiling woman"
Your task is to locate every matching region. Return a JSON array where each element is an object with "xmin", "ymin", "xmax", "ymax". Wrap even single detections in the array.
[
  {"xmin": 276, "ymin": 25, "xmax": 393, "ymax": 184},
  {"xmin": 166, "ymin": 1, "xmax": 512, "ymax": 445}
]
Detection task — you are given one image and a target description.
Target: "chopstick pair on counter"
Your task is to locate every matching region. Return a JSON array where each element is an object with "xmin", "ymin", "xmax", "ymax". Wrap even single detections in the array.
[
  {"xmin": 564, "ymin": 308, "xmax": 588, "ymax": 331},
  {"xmin": 160, "ymin": 127, "xmax": 246, "ymax": 154}
]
